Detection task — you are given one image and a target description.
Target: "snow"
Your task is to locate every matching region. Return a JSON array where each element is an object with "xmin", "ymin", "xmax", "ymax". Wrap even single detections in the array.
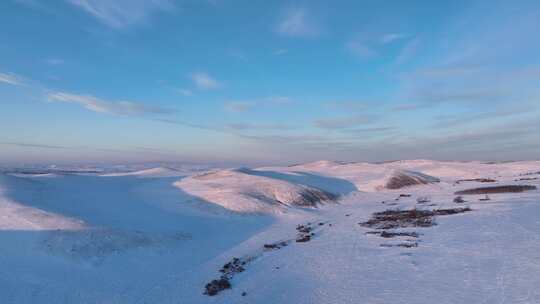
[{"xmin": 1, "ymin": 160, "xmax": 540, "ymax": 303}]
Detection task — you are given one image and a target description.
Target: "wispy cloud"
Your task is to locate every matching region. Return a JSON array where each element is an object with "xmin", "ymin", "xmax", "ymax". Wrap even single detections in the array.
[
  {"xmin": 45, "ymin": 58, "xmax": 65, "ymax": 65},
  {"xmin": 177, "ymin": 88, "xmax": 193, "ymax": 97},
  {"xmin": 67, "ymin": 0, "xmax": 174, "ymax": 28},
  {"xmin": 315, "ymin": 115, "xmax": 375, "ymax": 130},
  {"xmin": 432, "ymin": 104, "xmax": 537, "ymax": 129},
  {"xmin": 224, "ymin": 96, "xmax": 292, "ymax": 113},
  {"xmin": 190, "ymin": 72, "xmax": 222, "ymax": 90},
  {"xmin": 0, "ymin": 141, "xmax": 70, "ymax": 150},
  {"xmin": 341, "ymin": 126, "xmax": 397, "ymax": 135},
  {"xmin": 346, "ymin": 40, "xmax": 377, "ymax": 59},
  {"xmin": 274, "ymin": 49, "xmax": 288, "ymax": 56},
  {"xmin": 0, "ymin": 72, "xmax": 24, "ymax": 85},
  {"xmin": 47, "ymin": 92, "xmax": 174, "ymax": 116},
  {"xmin": 226, "ymin": 123, "xmax": 295, "ymax": 131},
  {"xmin": 391, "ymin": 103, "xmax": 430, "ymax": 112},
  {"xmin": 276, "ymin": 7, "xmax": 319, "ymax": 37},
  {"xmin": 401, "ymin": 65, "xmax": 540, "ymax": 104},
  {"xmin": 224, "ymin": 101, "xmax": 255, "ymax": 113},
  {"xmin": 395, "ymin": 37, "xmax": 421, "ymax": 64},
  {"xmin": 325, "ymin": 101, "xmax": 368, "ymax": 112},
  {"xmin": 380, "ymin": 33, "xmax": 407, "ymax": 44}
]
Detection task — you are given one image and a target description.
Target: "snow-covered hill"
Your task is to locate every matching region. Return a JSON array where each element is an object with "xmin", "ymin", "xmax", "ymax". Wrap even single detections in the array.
[
  {"xmin": 175, "ymin": 168, "xmax": 337, "ymax": 213},
  {"xmin": 100, "ymin": 166, "xmax": 184, "ymax": 177},
  {"xmin": 1, "ymin": 160, "xmax": 540, "ymax": 303}
]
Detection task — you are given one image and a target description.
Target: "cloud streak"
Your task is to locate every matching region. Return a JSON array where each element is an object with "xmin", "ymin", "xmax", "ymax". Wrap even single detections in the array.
[
  {"xmin": 190, "ymin": 72, "xmax": 222, "ymax": 90},
  {"xmin": 276, "ymin": 7, "xmax": 318, "ymax": 37},
  {"xmin": 0, "ymin": 141, "xmax": 70, "ymax": 150},
  {"xmin": 224, "ymin": 101, "xmax": 255, "ymax": 113},
  {"xmin": 67, "ymin": 0, "xmax": 174, "ymax": 28},
  {"xmin": 226, "ymin": 123, "xmax": 295, "ymax": 131},
  {"xmin": 47, "ymin": 92, "xmax": 174, "ymax": 116},
  {"xmin": 315, "ymin": 115, "xmax": 375, "ymax": 130},
  {"xmin": 0, "ymin": 72, "xmax": 24, "ymax": 85},
  {"xmin": 380, "ymin": 33, "xmax": 406, "ymax": 44},
  {"xmin": 224, "ymin": 96, "xmax": 292, "ymax": 113},
  {"xmin": 346, "ymin": 40, "xmax": 377, "ymax": 59}
]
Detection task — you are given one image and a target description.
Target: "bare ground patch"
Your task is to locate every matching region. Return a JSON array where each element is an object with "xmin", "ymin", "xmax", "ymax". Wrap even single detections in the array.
[
  {"xmin": 360, "ymin": 208, "xmax": 471, "ymax": 230},
  {"xmin": 361, "ymin": 207, "xmax": 472, "ymax": 248},
  {"xmin": 455, "ymin": 178, "xmax": 497, "ymax": 184},
  {"xmin": 455, "ymin": 185, "xmax": 536, "ymax": 195}
]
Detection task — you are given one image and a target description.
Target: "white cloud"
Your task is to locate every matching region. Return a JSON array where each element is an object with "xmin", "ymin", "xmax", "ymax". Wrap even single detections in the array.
[
  {"xmin": 67, "ymin": 0, "xmax": 174, "ymax": 28},
  {"xmin": 0, "ymin": 72, "xmax": 24, "ymax": 85},
  {"xmin": 177, "ymin": 88, "xmax": 193, "ymax": 96},
  {"xmin": 276, "ymin": 7, "xmax": 318, "ymax": 37},
  {"xmin": 224, "ymin": 101, "xmax": 255, "ymax": 113},
  {"xmin": 190, "ymin": 72, "xmax": 222, "ymax": 90},
  {"xmin": 346, "ymin": 40, "xmax": 377, "ymax": 59},
  {"xmin": 380, "ymin": 33, "xmax": 406, "ymax": 44},
  {"xmin": 47, "ymin": 91, "xmax": 174, "ymax": 116}
]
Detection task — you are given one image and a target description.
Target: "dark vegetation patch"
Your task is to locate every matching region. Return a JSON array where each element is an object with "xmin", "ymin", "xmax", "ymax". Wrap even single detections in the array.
[
  {"xmin": 394, "ymin": 194, "xmax": 412, "ymax": 201},
  {"xmin": 220, "ymin": 257, "xmax": 248, "ymax": 277},
  {"xmin": 385, "ymin": 172, "xmax": 439, "ymax": 190},
  {"xmin": 367, "ymin": 231, "xmax": 420, "ymax": 238},
  {"xmin": 296, "ymin": 223, "xmax": 315, "ymax": 243},
  {"xmin": 360, "ymin": 208, "xmax": 471, "ymax": 230},
  {"xmin": 294, "ymin": 189, "xmax": 338, "ymax": 206},
  {"xmin": 416, "ymin": 197, "xmax": 430, "ymax": 204},
  {"xmin": 263, "ymin": 241, "xmax": 289, "ymax": 250},
  {"xmin": 205, "ymin": 220, "xmax": 327, "ymax": 296},
  {"xmin": 515, "ymin": 177, "xmax": 538, "ymax": 181},
  {"xmin": 361, "ymin": 207, "xmax": 471, "ymax": 249},
  {"xmin": 455, "ymin": 178, "xmax": 497, "ymax": 184},
  {"xmin": 453, "ymin": 196, "xmax": 466, "ymax": 203},
  {"xmin": 519, "ymin": 171, "xmax": 540, "ymax": 176},
  {"xmin": 380, "ymin": 242, "xmax": 418, "ymax": 248},
  {"xmin": 455, "ymin": 185, "xmax": 536, "ymax": 195},
  {"xmin": 204, "ymin": 278, "xmax": 231, "ymax": 296},
  {"xmin": 204, "ymin": 257, "xmax": 253, "ymax": 296}
]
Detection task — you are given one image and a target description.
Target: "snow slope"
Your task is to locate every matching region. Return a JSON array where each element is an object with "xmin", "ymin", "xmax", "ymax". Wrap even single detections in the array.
[
  {"xmin": 0, "ymin": 174, "xmax": 85, "ymax": 230},
  {"xmin": 1, "ymin": 160, "xmax": 540, "ymax": 303}
]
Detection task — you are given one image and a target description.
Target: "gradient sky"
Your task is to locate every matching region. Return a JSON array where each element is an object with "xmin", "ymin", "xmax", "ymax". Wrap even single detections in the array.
[{"xmin": 1, "ymin": 0, "xmax": 539, "ymax": 165}]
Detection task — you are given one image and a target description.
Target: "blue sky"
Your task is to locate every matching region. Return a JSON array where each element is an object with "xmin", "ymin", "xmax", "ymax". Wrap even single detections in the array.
[{"xmin": 1, "ymin": 0, "xmax": 539, "ymax": 165}]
